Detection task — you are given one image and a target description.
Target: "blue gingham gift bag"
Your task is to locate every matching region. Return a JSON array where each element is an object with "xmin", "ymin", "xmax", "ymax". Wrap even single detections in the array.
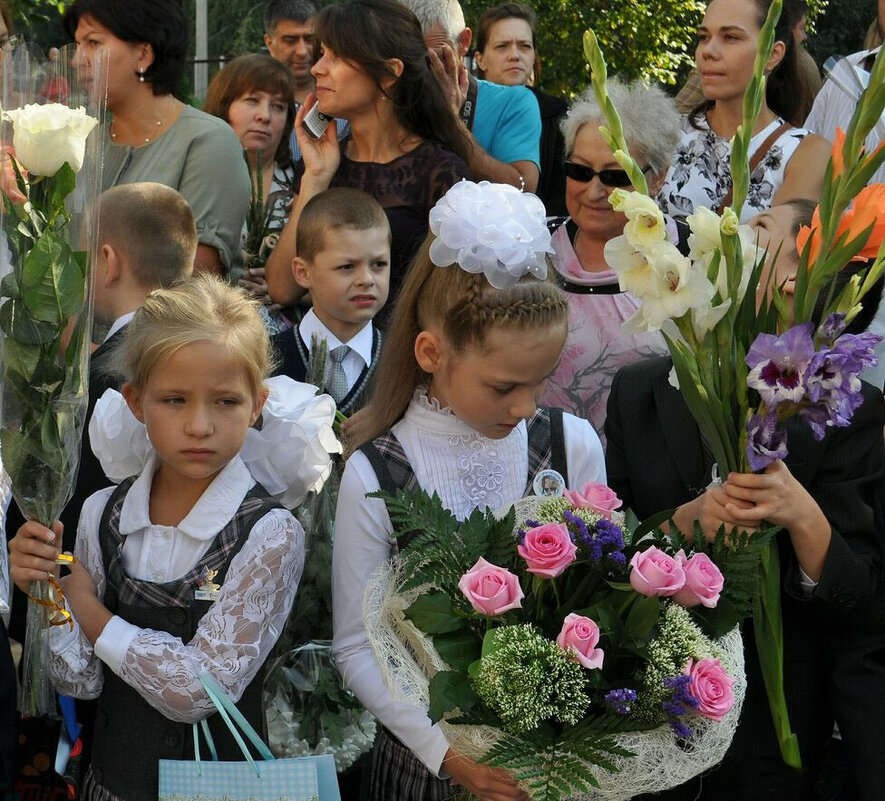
[{"xmin": 159, "ymin": 675, "xmax": 340, "ymax": 801}]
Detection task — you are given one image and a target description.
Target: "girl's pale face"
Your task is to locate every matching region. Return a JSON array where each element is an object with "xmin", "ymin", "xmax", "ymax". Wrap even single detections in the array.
[
  {"xmin": 696, "ymin": 0, "xmax": 762, "ymax": 104},
  {"xmin": 425, "ymin": 322, "xmax": 566, "ymax": 439},
  {"xmin": 123, "ymin": 341, "xmax": 264, "ymax": 496},
  {"xmin": 477, "ymin": 18, "xmax": 535, "ymax": 86},
  {"xmin": 228, "ymin": 90, "xmax": 288, "ymax": 164},
  {"xmin": 74, "ymin": 15, "xmax": 147, "ymax": 109}
]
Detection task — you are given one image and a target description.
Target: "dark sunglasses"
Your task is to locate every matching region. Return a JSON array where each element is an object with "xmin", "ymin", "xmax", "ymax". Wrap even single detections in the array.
[{"xmin": 564, "ymin": 161, "xmax": 652, "ymax": 188}]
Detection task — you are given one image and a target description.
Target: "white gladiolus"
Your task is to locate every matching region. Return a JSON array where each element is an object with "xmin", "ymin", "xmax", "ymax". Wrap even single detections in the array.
[
  {"xmin": 3, "ymin": 104, "xmax": 98, "ymax": 176},
  {"xmin": 686, "ymin": 206, "xmax": 723, "ymax": 261}
]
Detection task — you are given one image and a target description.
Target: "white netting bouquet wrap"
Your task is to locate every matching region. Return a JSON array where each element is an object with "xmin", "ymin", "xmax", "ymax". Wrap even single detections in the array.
[{"xmin": 365, "ymin": 490, "xmax": 749, "ymax": 800}]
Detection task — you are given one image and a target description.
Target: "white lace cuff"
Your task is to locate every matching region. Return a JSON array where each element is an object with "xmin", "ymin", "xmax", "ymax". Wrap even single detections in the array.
[{"xmin": 89, "ymin": 376, "xmax": 341, "ymax": 508}]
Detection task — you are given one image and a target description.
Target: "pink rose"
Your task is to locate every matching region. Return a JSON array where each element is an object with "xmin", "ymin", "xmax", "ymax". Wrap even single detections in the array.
[
  {"xmin": 517, "ymin": 522, "xmax": 578, "ymax": 579},
  {"xmin": 673, "ymin": 551, "xmax": 724, "ymax": 608},
  {"xmin": 629, "ymin": 546, "xmax": 685, "ymax": 596},
  {"xmin": 685, "ymin": 657, "xmax": 735, "ymax": 721},
  {"xmin": 556, "ymin": 613, "xmax": 605, "ymax": 669},
  {"xmin": 563, "ymin": 481, "xmax": 623, "ymax": 518},
  {"xmin": 458, "ymin": 557, "xmax": 524, "ymax": 616}
]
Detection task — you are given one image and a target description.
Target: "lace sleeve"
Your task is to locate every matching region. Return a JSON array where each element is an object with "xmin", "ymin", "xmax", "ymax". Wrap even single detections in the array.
[
  {"xmin": 48, "ymin": 489, "xmax": 115, "ymax": 699},
  {"xmin": 115, "ymin": 509, "xmax": 304, "ymax": 723}
]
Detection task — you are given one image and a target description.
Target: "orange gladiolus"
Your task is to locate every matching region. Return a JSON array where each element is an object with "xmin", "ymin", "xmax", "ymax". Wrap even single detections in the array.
[
  {"xmin": 839, "ymin": 183, "xmax": 885, "ymax": 261},
  {"xmin": 795, "ymin": 184, "xmax": 885, "ymax": 266},
  {"xmin": 831, "ymin": 127, "xmax": 846, "ymax": 179}
]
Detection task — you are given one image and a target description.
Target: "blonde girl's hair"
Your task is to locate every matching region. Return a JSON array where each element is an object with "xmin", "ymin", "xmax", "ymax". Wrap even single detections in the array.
[
  {"xmin": 345, "ymin": 236, "xmax": 569, "ymax": 451},
  {"xmin": 116, "ymin": 274, "xmax": 274, "ymax": 399}
]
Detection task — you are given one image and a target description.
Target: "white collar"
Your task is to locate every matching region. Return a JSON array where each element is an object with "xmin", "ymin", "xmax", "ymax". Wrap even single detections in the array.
[
  {"xmin": 298, "ymin": 309, "xmax": 374, "ymax": 368},
  {"xmin": 399, "ymin": 389, "xmax": 527, "ymax": 441},
  {"xmin": 118, "ymin": 453, "xmax": 254, "ymax": 541},
  {"xmin": 106, "ymin": 312, "xmax": 136, "ymax": 342}
]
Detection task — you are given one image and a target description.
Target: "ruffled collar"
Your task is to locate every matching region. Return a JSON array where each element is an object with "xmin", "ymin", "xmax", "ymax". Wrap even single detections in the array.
[
  {"xmin": 89, "ymin": 375, "xmax": 342, "ymax": 510},
  {"xmin": 400, "ymin": 389, "xmax": 527, "ymax": 441},
  {"xmin": 119, "ymin": 453, "xmax": 253, "ymax": 540}
]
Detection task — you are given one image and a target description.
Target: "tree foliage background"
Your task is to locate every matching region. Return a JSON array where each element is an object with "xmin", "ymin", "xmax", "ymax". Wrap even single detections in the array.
[{"xmin": 7, "ymin": 0, "xmax": 881, "ymax": 102}]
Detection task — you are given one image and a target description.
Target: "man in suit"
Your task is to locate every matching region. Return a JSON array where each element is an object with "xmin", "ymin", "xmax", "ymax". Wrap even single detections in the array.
[{"xmin": 605, "ymin": 355, "xmax": 885, "ymax": 800}]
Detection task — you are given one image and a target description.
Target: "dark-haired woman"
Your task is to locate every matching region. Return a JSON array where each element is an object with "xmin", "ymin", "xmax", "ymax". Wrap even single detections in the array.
[
  {"xmin": 205, "ymin": 54, "xmax": 297, "ymax": 333},
  {"xmin": 65, "ymin": 0, "xmax": 250, "ymax": 277},
  {"xmin": 657, "ymin": 0, "xmax": 830, "ymax": 223},
  {"xmin": 264, "ymin": 0, "xmax": 470, "ymax": 319},
  {"xmin": 474, "ymin": 2, "xmax": 567, "ymax": 216}
]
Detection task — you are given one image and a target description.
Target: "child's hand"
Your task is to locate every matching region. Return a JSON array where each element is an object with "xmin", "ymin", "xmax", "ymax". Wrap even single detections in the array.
[
  {"xmin": 9, "ymin": 520, "xmax": 62, "ymax": 592},
  {"xmin": 443, "ymin": 748, "xmax": 529, "ymax": 801},
  {"xmin": 722, "ymin": 461, "xmax": 831, "ymax": 580},
  {"xmin": 670, "ymin": 484, "xmax": 756, "ymax": 543},
  {"xmin": 60, "ymin": 560, "xmax": 98, "ymax": 605},
  {"xmin": 723, "ymin": 461, "xmax": 824, "ymax": 532}
]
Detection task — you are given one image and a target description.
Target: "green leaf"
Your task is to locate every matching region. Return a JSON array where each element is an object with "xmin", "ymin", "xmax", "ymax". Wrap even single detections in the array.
[
  {"xmin": 0, "ymin": 297, "xmax": 58, "ymax": 345},
  {"xmin": 1, "ymin": 338, "xmax": 43, "ymax": 383},
  {"xmin": 433, "ymin": 629, "xmax": 480, "ymax": 672},
  {"xmin": 403, "ymin": 592, "xmax": 464, "ymax": 635},
  {"xmin": 427, "ymin": 670, "xmax": 477, "ymax": 723},
  {"xmin": 624, "ymin": 594, "xmax": 660, "ymax": 641},
  {"xmin": 20, "ymin": 229, "xmax": 85, "ymax": 324},
  {"xmin": 49, "ymin": 162, "xmax": 77, "ymax": 208}
]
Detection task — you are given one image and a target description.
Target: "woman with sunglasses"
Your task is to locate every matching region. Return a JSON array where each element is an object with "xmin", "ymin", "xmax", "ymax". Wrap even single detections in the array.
[
  {"xmin": 657, "ymin": 0, "xmax": 829, "ymax": 223},
  {"xmin": 539, "ymin": 80, "xmax": 678, "ymax": 445}
]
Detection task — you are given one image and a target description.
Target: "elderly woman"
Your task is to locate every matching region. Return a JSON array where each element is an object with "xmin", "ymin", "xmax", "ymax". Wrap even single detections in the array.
[{"xmin": 539, "ymin": 79, "xmax": 679, "ymax": 444}]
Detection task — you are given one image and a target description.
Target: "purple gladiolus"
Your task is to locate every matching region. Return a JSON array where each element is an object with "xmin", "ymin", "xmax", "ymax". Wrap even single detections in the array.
[
  {"xmin": 746, "ymin": 324, "xmax": 815, "ymax": 406},
  {"xmin": 746, "ymin": 411, "xmax": 789, "ymax": 470},
  {"xmin": 818, "ymin": 312, "xmax": 847, "ymax": 343}
]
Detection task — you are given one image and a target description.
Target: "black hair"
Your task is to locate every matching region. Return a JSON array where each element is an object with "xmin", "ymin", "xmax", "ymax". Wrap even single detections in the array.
[
  {"xmin": 313, "ymin": 0, "xmax": 472, "ymax": 165},
  {"xmin": 264, "ymin": 0, "xmax": 318, "ymax": 34},
  {"xmin": 63, "ymin": 0, "xmax": 187, "ymax": 96}
]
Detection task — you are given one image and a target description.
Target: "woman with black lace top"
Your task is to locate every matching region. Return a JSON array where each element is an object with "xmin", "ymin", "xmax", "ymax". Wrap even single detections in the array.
[{"xmin": 265, "ymin": 0, "xmax": 470, "ymax": 322}]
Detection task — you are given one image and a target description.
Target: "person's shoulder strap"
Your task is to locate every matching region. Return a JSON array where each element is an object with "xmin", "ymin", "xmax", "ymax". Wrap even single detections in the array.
[
  {"xmin": 524, "ymin": 407, "xmax": 569, "ymax": 495},
  {"xmin": 98, "ymin": 477, "xmax": 138, "ymax": 612},
  {"xmin": 460, "ymin": 74, "xmax": 479, "ymax": 132},
  {"xmin": 359, "ymin": 430, "xmax": 416, "ymax": 495},
  {"xmin": 717, "ymin": 120, "xmax": 793, "ymax": 212}
]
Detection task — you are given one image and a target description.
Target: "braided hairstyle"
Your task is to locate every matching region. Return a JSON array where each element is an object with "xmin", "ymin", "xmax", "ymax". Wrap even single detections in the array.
[{"xmin": 345, "ymin": 235, "xmax": 568, "ymax": 452}]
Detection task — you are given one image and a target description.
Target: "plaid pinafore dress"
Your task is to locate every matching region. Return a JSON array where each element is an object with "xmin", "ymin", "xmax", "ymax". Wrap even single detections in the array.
[{"xmin": 359, "ymin": 407, "xmax": 568, "ymax": 801}]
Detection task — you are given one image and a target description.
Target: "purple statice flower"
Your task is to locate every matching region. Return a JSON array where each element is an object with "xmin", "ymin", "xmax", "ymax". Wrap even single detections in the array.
[
  {"xmin": 745, "ymin": 410, "xmax": 789, "ymax": 471},
  {"xmin": 517, "ymin": 519, "xmax": 543, "ymax": 544},
  {"xmin": 818, "ymin": 312, "xmax": 848, "ymax": 344},
  {"xmin": 662, "ymin": 673, "xmax": 699, "ymax": 739},
  {"xmin": 563, "ymin": 510, "xmax": 590, "ymax": 545},
  {"xmin": 746, "ymin": 323, "xmax": 815, "ymax": 407},
  {"xmin": 596, "ymin": 519, "xmax": 625, "ymax": 551},
  {"xmin": 607, "ymin": 550, "xmax": 627, "ymax": 568},
  {"xmin": 605, "ymin": 688, "xmax": 638, "ymax": 715}
]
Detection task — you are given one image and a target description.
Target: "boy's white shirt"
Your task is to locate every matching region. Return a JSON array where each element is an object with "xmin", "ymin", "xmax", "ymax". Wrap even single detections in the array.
[
  {"xmin": 332, "ymin": 392, "xmax": 606, "ymax": 777},
  {"xmin": 104, "ymin": 311, "xmax": 136, "ymax": 342},
  {"xmin": 48, "ymin": 454, "xmax": 304, "ymax": 723},
  {"xmin": 298, "ymin": 309, "xmax": 375, "ymax": 393}
]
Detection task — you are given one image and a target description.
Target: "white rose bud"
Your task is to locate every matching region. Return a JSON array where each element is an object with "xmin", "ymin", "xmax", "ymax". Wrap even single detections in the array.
[
  {"xmin": 3, "ymin": 103, "xmax": 98, "ymax": 176},
  {"xmin": 720, "ymin": 207, "xmax": 740, "ymax": 236}
]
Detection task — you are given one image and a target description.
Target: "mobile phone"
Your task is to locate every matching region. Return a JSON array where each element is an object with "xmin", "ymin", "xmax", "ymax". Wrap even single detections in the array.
[{"xmin": 302, "ymin": 104, "xmax": 331, "ymax": 139}]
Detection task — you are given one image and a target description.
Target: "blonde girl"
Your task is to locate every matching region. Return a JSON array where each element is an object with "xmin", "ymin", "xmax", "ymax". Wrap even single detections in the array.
[
  {"xmin": 333, "ymin": 182, "xmax": 607, "ymax": 801},
  {"xmin": 9, "ymin": 276, "xmax": 305, "ymax": 801}
]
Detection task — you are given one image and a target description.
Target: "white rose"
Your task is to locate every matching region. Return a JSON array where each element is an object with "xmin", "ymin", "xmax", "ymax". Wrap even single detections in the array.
[{"xmin": 3, "ymin": 103, "xmax": 98, "ymax": 176}]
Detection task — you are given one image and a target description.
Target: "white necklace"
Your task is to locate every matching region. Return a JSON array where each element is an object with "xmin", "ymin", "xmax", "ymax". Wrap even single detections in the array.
[{"xmin": 109, "ymin": 99, "xmax": 174, "ymax": 145}]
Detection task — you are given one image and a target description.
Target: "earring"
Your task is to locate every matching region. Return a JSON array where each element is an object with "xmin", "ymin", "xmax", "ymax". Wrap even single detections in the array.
[{"xmin": 139, "ymin": 70, "xmax": 145, "ymax": 82}]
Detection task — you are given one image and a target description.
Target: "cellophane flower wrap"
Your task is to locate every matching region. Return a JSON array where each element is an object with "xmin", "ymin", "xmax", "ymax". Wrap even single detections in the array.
[
  {"xmin": 0, "ymin": 43, "xmax": 107, "ymax": 716},
  {"xmin": 363, "ymin": 481, "xmax": 783, "ymax": 800},
  {"xmin": 584, "ymin": 0, "xmax": 885, "ymax": 769}
]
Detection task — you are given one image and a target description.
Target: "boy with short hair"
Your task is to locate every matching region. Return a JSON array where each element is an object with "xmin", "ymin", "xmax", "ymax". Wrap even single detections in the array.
[
  {"xmin": 272, "ymin": 188, "xmax": 390, "ymax": 415},
  {"xmin": 53, "ymin": 182, "xmax": 196, "ymax": 546}
]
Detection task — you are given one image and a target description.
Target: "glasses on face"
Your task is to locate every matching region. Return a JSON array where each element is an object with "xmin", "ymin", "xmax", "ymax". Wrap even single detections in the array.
[{"xmin": 564, "ymin": 161, "xmax": 652, "ymax": 188}]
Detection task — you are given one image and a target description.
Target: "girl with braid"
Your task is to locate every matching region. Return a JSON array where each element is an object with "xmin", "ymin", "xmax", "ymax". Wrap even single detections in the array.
[{"xmin": 332, "ymin": 181, "xmax": 606, "ymax": 801}]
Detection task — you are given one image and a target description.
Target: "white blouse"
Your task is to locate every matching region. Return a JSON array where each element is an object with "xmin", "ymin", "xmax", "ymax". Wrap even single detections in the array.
[
  {"xmin": 332, "ymin": 393, "xmax": 606, "ymax": 776},
  {"xmin": 48, "ymin": 455, "xmax": 304, "ymax": 723}
]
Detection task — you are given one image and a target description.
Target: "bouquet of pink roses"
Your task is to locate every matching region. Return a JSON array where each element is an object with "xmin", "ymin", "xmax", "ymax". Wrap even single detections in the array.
[{"xmin": 365, "ymin": 482, "xmax": 776, "ymax": 800}]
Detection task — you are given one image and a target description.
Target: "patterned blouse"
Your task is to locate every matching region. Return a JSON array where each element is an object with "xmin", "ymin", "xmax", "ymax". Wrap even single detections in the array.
[
  {"xmin": 540, "ymin": 221, "xmax": 669, "ymax": 447},
  {"xmin": 657, "ymin": 114, "xmax": 809, "ymax": 223}
]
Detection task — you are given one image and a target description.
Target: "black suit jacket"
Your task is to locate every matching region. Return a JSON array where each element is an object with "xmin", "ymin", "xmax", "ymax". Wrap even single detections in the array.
[{"xmin": 605, "ymin": 356, "xmax": 885, "ymax": 799}]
